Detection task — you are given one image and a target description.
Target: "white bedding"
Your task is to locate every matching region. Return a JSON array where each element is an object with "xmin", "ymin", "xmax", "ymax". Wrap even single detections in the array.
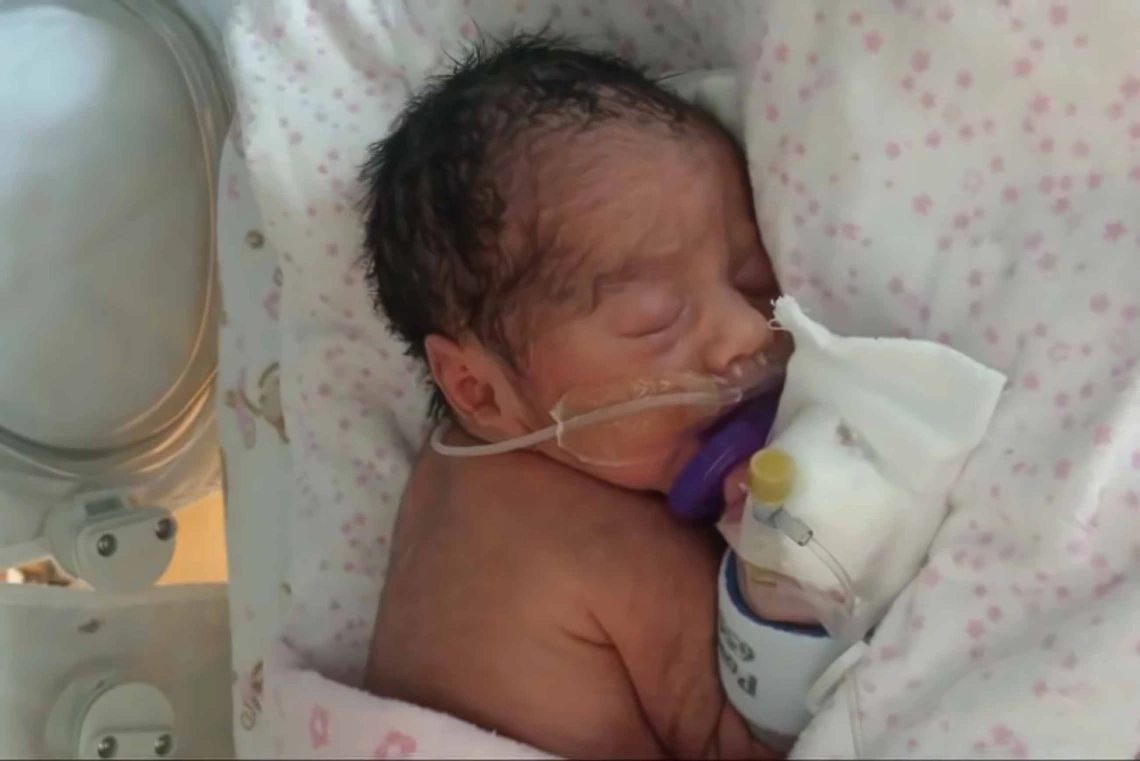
[
  {"xmin": 754, "ymin": 3, "xmax": 1140, "ymax": 756},
  {"xmin": 215, "ymin": 127, "xmax": 296, "ymax": 757},
  {"xmin": 224, "ymin": 0, "xmax": 1140, "ymax": 757}
]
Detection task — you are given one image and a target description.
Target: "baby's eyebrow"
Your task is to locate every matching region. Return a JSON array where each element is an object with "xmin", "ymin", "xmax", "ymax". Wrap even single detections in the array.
[{"xmin": 586, "ymin": 256, "xmax": 664, "ymax": 313}]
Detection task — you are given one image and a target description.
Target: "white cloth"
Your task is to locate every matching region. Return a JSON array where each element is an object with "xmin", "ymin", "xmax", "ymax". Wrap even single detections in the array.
[
  {"xmin": 259, "ymin": 641, "xmax": 554, "ymax": 760},
  {"xmin": 215, "ymin": 127, "xmax": 297, "ymax": 756},
  {"xmin": 729, "ymin": 296, "xmax": 1005, "ymax": 642}
]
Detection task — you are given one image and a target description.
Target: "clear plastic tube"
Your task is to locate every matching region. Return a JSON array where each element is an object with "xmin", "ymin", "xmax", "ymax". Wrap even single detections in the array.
[
  {"xmin": 430, "ymin": 383, "xmax": 744, "ymax": 458},
  {"xmin": 431, "ymin": 349, "xmax": 788, "ymax": 462},
  {"xmin": 763, "ymin": 509, "xmax": 861, "ymax": 641},
  {"xmin": 767, "ymin": 512, "xmax": 866, "ymax": 758}
]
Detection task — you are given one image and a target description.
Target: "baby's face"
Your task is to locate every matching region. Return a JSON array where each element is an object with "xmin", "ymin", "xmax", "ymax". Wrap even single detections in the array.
[{"xmin": 506, "ymin": 125, "xmax": 779, "ymax": 492}]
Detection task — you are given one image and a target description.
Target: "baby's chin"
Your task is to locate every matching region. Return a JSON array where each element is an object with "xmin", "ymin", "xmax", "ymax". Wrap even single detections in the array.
[{"xmin": 574, "ymin": 435, "xmax": 703, "ymax": 495}]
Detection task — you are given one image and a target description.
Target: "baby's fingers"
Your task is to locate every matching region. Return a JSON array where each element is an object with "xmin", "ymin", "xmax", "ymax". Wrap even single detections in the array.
[{"xmin": 721, "ymin": 461, "xmax": 751, "ymax": 523}]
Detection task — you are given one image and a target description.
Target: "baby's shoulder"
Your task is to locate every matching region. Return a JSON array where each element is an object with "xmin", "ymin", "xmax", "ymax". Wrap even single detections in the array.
[
  {"xmin": 465, "ymin": 448, "xmax": 675, "ymax": 531},
  {"xmin": 413, "ymin": 446, "xmax": 691, "ymax": 565},
  {"xmin": 445, "ymin": 449, "xmax": 716, "ymax": 593}
]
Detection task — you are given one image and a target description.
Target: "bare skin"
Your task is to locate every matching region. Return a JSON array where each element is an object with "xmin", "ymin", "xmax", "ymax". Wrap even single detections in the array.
[
  {"xmin": 367, "ymin": 124, "xmax": 793, "ymax": 757},
  {"xmin": 369, "ymin": 437, "xmax": 776, "ymax": 759}
]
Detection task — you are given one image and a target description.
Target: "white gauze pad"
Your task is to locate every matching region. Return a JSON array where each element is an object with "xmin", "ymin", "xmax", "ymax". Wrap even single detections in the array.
[{"xmin": 737, "ymin": 296, "xmax": 1006, "ymax": 637}]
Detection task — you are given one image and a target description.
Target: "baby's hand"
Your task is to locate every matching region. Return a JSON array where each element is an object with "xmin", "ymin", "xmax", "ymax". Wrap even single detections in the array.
[
  {"xmin": 721, "ymin": 462, "xmax": 819, "ymax": 626},
  {"xmin": 721, "ymin": 460, "xmax": 751, "ymax": 523}
]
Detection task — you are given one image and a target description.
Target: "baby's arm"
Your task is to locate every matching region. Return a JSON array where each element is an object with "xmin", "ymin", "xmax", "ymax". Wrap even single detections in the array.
[
  {"xmin": 585, "ymin": 490, "xmax": 778, "ymax": 759},
  {"xmin": 715, "ymin": 463, "xmax": 849, "ymax": 750}
]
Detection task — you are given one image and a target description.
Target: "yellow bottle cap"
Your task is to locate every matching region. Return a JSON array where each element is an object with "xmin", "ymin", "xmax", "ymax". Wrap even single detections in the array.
[{"xmin": 748, "ymin": 447, "xmax": 796, "ymax": 507}]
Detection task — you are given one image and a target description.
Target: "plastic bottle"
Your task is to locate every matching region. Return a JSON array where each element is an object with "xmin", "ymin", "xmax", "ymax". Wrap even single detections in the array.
[
  {"xmin": 738, "ymin": 446, "xmax": 864, "ymax": 641},
  {"xmin": 734, "ymin": 448, "xmax": 818, "ymax": 623}
]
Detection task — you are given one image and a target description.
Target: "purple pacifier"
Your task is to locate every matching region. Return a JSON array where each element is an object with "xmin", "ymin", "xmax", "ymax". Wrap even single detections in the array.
[{"xmin": 667, "ymin": 389, "xmax": 782, "ymax": 522}]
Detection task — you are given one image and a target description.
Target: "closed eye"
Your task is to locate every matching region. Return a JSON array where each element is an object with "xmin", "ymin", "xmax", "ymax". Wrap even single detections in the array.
[
  {"xmin": 613, "ymin": 296, "xmax": 687, "ymax": 339},
  {"xmin": 623, "ymin": 311, "xmax": 684, "ymax": 339},
  {"xmin": 733, "ymin": 254, "xmax": 777, "ymax": 312}
]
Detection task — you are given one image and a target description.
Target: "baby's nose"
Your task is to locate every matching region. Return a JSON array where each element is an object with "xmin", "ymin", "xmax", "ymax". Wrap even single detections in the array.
[{"xmin": 703, "ymin": 293, "xmax": 776, "ymax": 375}]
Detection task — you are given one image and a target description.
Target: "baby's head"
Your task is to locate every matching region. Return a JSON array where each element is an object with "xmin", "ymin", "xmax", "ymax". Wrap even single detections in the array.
[{"xmin": 361, "ymin": 35, "xmax": 779, "ymax": 491}]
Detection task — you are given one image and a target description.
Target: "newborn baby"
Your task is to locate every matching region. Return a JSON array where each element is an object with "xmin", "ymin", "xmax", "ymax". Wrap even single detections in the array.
[{"xmin": 361, "ymin": 36, "xmax": 789, "ymax": 758}]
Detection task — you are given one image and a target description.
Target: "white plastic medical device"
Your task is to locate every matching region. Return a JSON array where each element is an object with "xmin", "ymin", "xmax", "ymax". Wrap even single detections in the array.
[
  {"xmin": 46, "ymin": 492, "xmax": 178, "ymax": 593},
  {"xmin": 0, "ymin": 492, "xmax": 176, "ymax": 593},
  {"xmin": 46, "ymin": 671, "xmax": 177, "ymax": 759}
]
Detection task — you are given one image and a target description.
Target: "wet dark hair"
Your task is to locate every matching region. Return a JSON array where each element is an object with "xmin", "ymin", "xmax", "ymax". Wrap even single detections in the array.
[{"xmin": 359, "ymin": 33, "xmax": 730, "ymax": 417}]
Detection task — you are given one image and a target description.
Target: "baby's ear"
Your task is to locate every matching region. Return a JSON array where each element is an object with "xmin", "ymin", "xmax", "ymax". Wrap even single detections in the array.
[{"xmin": 424, "ymin": 334, "xmax": 522, "ymax": 434}]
